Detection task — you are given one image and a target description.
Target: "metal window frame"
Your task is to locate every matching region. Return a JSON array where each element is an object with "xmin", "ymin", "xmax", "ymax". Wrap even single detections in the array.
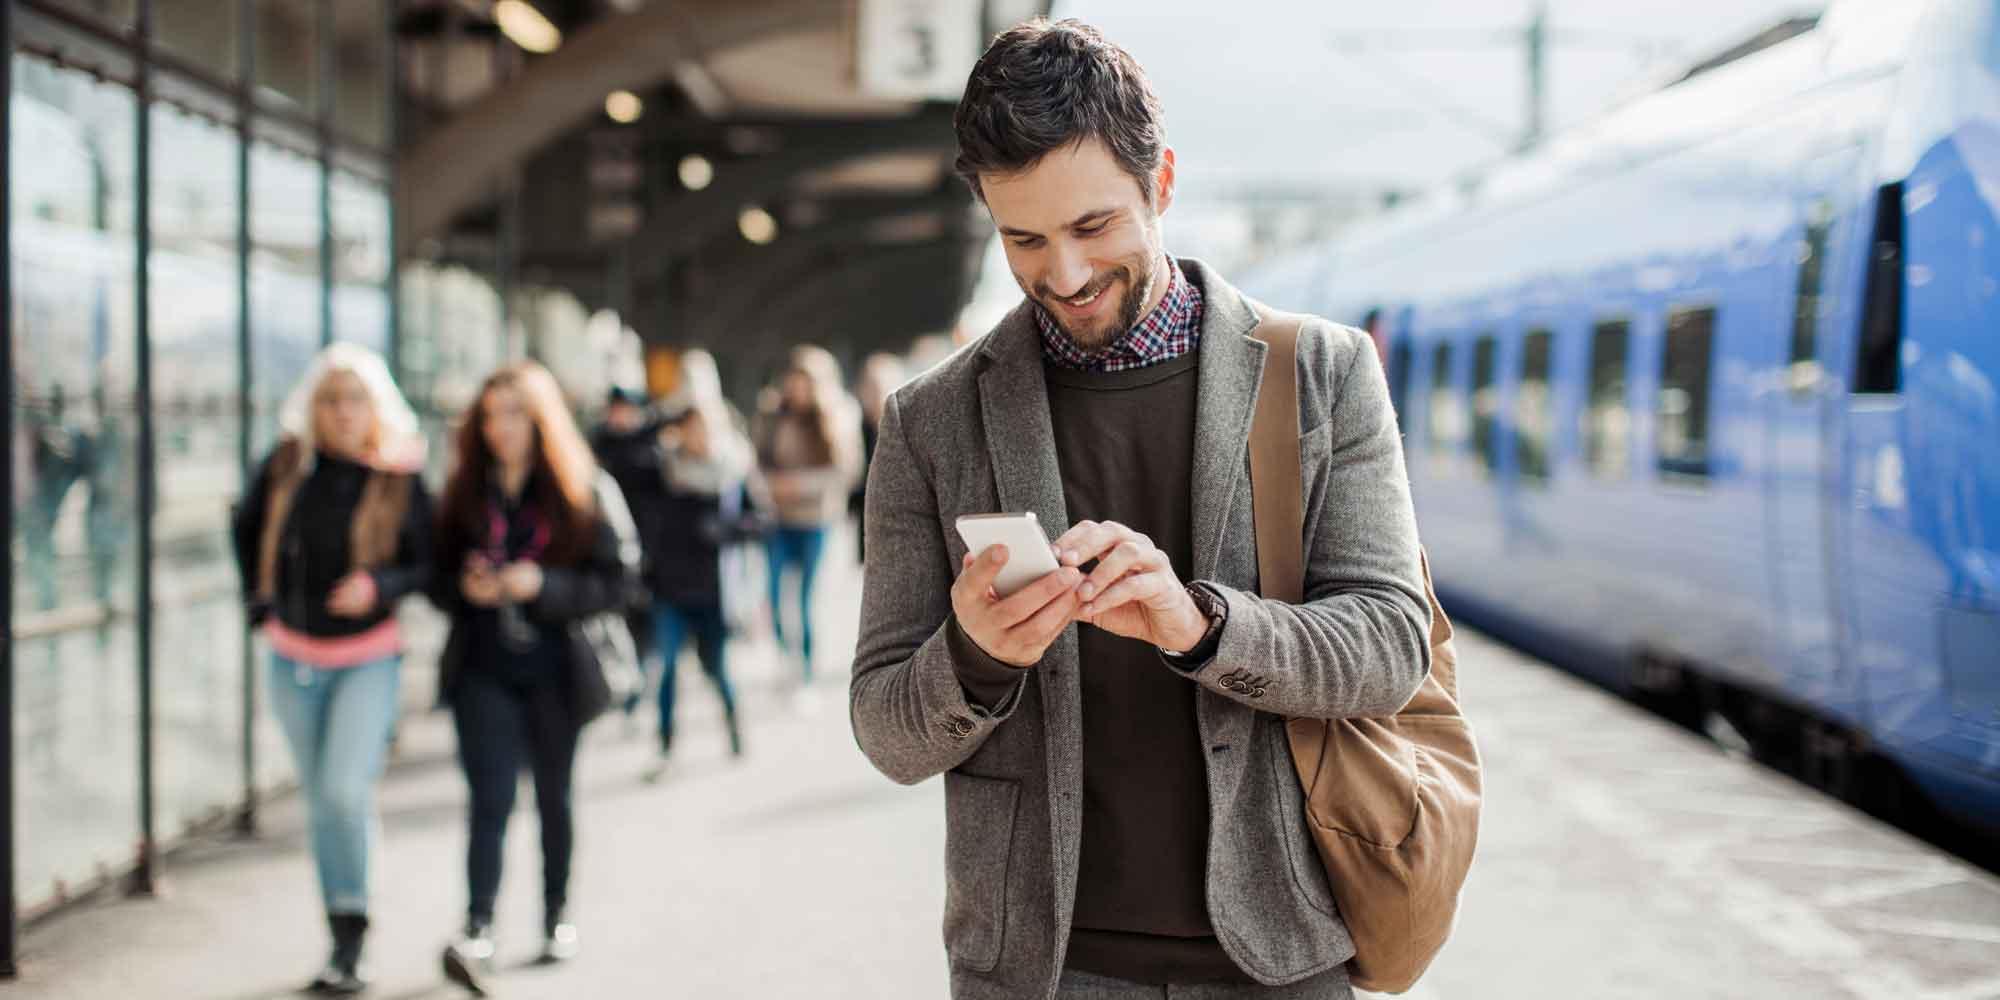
[
  {"xmin": 2, "ymin": 0, "xmax": 17, "ymax": 979},
  {"xmin": 1, "ymin": 0, "xmax": 402, "ymax": 967}
]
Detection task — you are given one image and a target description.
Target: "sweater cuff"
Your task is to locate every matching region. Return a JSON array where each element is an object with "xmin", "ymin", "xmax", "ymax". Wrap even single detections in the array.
[{"xmin": 948, "ymin": 617, "xmax": 1029, "ymax": 715}]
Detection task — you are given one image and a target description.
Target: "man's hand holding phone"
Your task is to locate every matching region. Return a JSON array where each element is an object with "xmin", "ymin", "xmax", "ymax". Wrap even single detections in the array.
[{"xmin": 952, "ymin": 545, "xmax": 1083, "ymax": 668}]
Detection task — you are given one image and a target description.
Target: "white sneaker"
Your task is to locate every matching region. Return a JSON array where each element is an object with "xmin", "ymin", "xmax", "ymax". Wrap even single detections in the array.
[{"xmin": 540, "ymin": 921, "xmax": 580, "ymax": 964}]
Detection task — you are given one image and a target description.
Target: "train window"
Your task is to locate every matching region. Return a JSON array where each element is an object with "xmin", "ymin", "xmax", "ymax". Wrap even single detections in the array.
[
  {"xmin": 1472, "ymin": 335, "xmax": 1499, "ymax": 478},
  {"xmin": 1388, "ymin": 338, "xmax": 1413, "ymax": 429},
  {"xmin": 1657, "ymin": 307, "xmax": 1717, "ymax": 480},
  {"xmin": 1427, "ymin": 342, "xmax": 1459, "ymax": 461},
  {"xmin": 1516, "ymin": 329, "xmax": 1553, "ymax": 484},
  {"xmin": 1584, "ymin": 320, "xmax": 1632, "ymax": 480},
  {"xmin": 1789, "ymin": 199, "xmax": 1834, "ymax": 393},
  {"xmin": 1854, "ymin": 182, "xmax": 1904, "ymax": 395}
]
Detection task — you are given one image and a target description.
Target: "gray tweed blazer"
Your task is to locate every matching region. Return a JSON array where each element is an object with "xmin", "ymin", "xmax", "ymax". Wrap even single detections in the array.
[{"xmin": 849, "ymin": 260, "xmax": 1432, "ymax": 999}]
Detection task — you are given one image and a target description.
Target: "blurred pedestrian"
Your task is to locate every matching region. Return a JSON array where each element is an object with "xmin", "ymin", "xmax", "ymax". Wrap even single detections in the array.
[
  {"xmin": 641, "ymin": 390, "xmax": 764, "ymax": 780},
  {"xmin": 589, "ymin": 384, "xmax": 668, "ymax": 722},
  {"xmin": 230, "ymin": 343, "xmax": 432, "ymax": 995},
  {"xmin": 849, "ymin": 20, "xmax": 1431, "ymax": 999},
  {"xmin": 752, "ymin": 345, "xmax": 861, "ymax": 698},
  {"xmin": 850, "ymin": 353, "xmax": 906, "ymax": 564},
  {"xmin": 432, "ymin": 362, "xmax": 642, "ymax": 993}
]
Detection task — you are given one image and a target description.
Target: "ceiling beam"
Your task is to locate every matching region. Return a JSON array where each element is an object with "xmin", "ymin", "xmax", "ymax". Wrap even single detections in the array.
[
  {"xmin": 396, "ymin": 0, "xmax": 841, "ymax": 254},
  {"xmin": 679, "ymin": 190, "xmax": 973, "ymax": 344},
  {"xmin": 627, "ymin": 108, "xmax": 959, "ymax": 280}
]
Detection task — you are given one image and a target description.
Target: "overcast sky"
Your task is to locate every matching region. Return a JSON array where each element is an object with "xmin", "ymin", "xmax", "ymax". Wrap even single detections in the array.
[{"xmin": 1047, "ymin": 0, "xmax": 1824, "ymax": 197}]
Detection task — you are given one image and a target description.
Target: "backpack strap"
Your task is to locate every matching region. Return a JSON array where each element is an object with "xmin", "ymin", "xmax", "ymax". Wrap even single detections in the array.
[{"xmin": 1247, "ymin": 303, "xmax": 1306, "ymax": 605}]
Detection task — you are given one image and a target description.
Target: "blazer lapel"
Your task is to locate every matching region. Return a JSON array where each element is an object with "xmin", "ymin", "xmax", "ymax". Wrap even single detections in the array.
[
  {"xmin": 1186, "ymin": 260, "xmax": 1268, "ymax": 584},
  {"xmin": 974, "ymin": 299, "xmax": 1087, "ymax": 940},
  {"xmin": 976, "ymin": 301, "xmax": 1069, "ymax": 534}
]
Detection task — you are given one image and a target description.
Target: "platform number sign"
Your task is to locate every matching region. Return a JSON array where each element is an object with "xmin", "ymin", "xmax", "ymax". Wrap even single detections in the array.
[{"xmin": 857, "ymin": 0, "xmax": 982, "ymax": 100}]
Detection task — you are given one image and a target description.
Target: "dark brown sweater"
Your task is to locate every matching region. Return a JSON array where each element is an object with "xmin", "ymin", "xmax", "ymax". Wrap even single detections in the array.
[{"xmin": 1049, "ymin": 354, "xmax": 1248, "ymax": 985}]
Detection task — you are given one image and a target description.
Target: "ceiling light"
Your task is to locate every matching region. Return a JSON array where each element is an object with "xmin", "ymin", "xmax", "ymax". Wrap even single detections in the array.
[
  {"xmin": 605, "ymin": 90, "xmax": 643, "ymax": 124},
  {"xmin": 494, "ymin": 1, "xmax": 562, "ymax": 55},
  {"xmin": 678, "ymin": 155, "xmax": 714, "ymax": 191},
  {"xmin": 738, "ymin": 206, "xmax": 777, "ymax": 245}
]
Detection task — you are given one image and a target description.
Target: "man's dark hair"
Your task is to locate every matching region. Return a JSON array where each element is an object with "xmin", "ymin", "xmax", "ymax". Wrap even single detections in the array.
[{"xmin": 952, "ymin": 18, "xmax": 1165, "ymax": 203}]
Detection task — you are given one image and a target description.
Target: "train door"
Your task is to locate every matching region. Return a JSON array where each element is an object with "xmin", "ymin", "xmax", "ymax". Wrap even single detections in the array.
[{"xmin": 1766, "ymin": 145, "xmax": 1864, "ymax": 716}]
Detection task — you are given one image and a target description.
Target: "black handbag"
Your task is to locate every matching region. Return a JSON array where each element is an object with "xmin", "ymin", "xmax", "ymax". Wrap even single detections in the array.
[{"xmin": 571, "ymin": 611, "xmax": 642, "ymax": 723}]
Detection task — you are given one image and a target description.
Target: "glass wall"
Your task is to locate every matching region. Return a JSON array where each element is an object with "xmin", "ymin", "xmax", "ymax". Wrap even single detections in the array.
[
  {"xmin": 149, "ymin": 100, "xmax": 246, "ymax": 836},
  {"xmin": 156, "ymin": 0, "xmax": 241, "ymax": 79},
  {"xmin": 400, "ymin": 260, "xmax": 505, "ymax": 479},
  {"xmin": 247, "ymin": 136, "xmax": 321, "ymax": 457},
  {"xmin": 9, "ymin": 52, "xmax": 143, "ymax": 910},
  {"xmin": 2, "ymin": 0, "xmax": 436, "ymax": 921},
  {"xmin": 330, "ymin": 169, "xmax": 389, "ymax": 354},
  {"xmin": 331, "ymin": 0, "xmax": 387, "ymax": 148},
  {"xmin": 253, "ymin": 0, "xmax": 316, "ymax": 116}
]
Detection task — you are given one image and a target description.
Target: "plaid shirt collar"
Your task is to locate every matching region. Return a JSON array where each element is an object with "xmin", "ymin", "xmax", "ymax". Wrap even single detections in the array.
[{"xmin": 1035, "ymin": 255, "xmax": 1203, "ymax": 372}]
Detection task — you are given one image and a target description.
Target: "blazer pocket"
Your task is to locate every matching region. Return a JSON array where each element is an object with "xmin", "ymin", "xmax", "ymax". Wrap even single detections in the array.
[
  {"xmin": 942, "ymin": 770, "xmax": 1019, "ymax": 973},
  {"xmin": 1268, "ymin": 716, "xmax": 1340, "ymax": 918}
]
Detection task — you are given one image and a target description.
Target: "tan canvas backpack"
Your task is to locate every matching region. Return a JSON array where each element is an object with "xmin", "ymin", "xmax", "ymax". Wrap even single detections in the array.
[{"xmin": 1248, "ymin": 305, "xmax": 1483, "ymax": 994}]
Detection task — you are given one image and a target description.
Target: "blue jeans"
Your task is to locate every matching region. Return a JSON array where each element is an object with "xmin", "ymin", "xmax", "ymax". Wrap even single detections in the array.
[
  {"xmin": 654, "ymin": 602, "xmax": 737, "ymax": 751},
  {"xmin": 267, "ymin": 654, "xmax": 402, "ymax": 915},
  {"xmin": 765, "ymin": 525, "xmax": 828, "ymax": 681}
]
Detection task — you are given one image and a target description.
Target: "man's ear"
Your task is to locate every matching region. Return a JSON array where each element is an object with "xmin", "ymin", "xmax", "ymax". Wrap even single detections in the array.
[{"xmin": 1153, "ymin": 147, "xmax": 1177, "ymax": 216}]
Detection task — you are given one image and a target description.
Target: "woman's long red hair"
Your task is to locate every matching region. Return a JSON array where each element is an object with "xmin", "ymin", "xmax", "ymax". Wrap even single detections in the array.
[{"xmin": 438, "ymin": 362, "xmax": 599, "ymax": 564}]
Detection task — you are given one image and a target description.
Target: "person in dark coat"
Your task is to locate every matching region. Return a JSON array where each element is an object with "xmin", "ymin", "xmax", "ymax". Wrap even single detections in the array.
[
  {"xmin": 641, "ymin": 399, "xmax": 765, "ymax": 780},
  {"xmin": 431, "ymin": 362, "xmax": 642, "ymax": 995},
  {"xmin": 589, "ymin": 384, "xmax": 669, "ymax": 720}
]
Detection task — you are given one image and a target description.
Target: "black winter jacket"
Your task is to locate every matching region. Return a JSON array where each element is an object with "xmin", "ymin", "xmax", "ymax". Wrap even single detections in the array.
[
  {"xmin": 230, "ymin": 447, "xmax": 432, "ymax": 638},
  {"xmin": 429, "ymin": 472, "xmax": 644, "ymax": 712}
]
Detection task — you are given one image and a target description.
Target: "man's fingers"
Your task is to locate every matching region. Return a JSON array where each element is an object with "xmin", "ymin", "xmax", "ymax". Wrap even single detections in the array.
[
  {"xmin": 1078, "ymin": 571, "xmax": 1165, "ymax": 619},
  {"xmin": 1013, "ymin": 582, "xmax": 1081, "ymax": 643},
  {"xmin": 991, "ymin": 566, "xmax": 1081, "ymax": 627},
  {"xmin": 1050, "ymin": 520, "xmax": 1105, "ymax": 565},
  {"xmin": 1053, "ymin": 520, "xmax": 1144, "ymax": 568},
  {"xmin": 1078, "ymin": 541, "xmax": 1153, "ymax": 602},
  {"xmin": 952, "ymin": 545, "xmax": 1009, "ymax": 601}
]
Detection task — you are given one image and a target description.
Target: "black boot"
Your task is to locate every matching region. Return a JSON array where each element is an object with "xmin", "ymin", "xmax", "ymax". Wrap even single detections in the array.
[
  {"xmin": 309, "ymin": 913, "xmax": 369, "ymax": 994},
  {"xmin": 441, "ymin": 918, "xmax": 494, "ymax": 996}
]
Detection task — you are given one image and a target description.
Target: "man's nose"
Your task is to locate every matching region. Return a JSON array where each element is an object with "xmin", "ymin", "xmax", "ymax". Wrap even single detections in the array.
[{"xmin": 1046, "ymin": 243, "xmax": 1093, "ymax": 298}]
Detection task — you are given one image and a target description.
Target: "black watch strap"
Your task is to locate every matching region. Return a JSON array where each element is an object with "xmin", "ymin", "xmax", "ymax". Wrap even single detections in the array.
[{"xmin": 1165, "ymin": 582, "xmax": 1227, "ymax": 661}]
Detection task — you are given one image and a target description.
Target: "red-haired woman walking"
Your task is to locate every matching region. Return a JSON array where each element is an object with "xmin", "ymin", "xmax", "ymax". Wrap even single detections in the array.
[{"xmin": 430, "ymin": 363, "xmax": 640, "ymax": 994}]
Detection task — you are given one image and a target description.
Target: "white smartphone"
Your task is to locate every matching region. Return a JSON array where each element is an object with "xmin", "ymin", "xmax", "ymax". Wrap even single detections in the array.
[{"xmin": 955, "ymin": 512, "xmax": 1063, "ymax": 598}]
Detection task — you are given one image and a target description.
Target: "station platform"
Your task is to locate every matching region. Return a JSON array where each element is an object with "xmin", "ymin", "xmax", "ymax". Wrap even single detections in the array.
[{"xmin": 5, "ymin": 567, "xmax": 1998, "ymax": 1000}]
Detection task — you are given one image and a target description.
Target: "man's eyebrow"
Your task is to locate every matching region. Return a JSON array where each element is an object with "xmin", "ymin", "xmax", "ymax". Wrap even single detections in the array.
[
  {"xmin": 1066, "ymin": 208, "xmax": 1118, "ymax": 229},
  {"xmin": 998, "ymin": 208, "xmax": 1121, "ymax": 239}
]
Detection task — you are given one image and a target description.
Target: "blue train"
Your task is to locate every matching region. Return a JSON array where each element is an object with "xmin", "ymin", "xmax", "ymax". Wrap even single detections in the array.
[{"xmin": 1244, "ymin": 0, "xmax": 2000, "ymax": 835}]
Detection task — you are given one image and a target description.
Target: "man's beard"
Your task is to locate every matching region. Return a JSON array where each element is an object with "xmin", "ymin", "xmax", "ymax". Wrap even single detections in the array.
[{"xmin": 1034, "ymin": 258, "xmax": 1157, "ymax": 352}]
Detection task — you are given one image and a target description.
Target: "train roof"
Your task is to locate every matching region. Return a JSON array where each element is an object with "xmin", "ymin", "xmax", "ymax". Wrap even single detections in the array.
[{"xmin": 1273, "ymin": 0, "xmax": 1941, "ymax": 316}]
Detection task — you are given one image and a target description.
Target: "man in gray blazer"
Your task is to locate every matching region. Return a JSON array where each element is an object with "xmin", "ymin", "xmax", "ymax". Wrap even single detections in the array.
[{"xmin": 850, "ymin": 18, "xmax": 1433, "ymax": 1000}]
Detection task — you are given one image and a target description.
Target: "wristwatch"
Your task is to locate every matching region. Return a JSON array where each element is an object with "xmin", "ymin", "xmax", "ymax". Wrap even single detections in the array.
[{"xmin": 1162, "ymin": 582, "xmax": 1227, "ymax": 662}]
